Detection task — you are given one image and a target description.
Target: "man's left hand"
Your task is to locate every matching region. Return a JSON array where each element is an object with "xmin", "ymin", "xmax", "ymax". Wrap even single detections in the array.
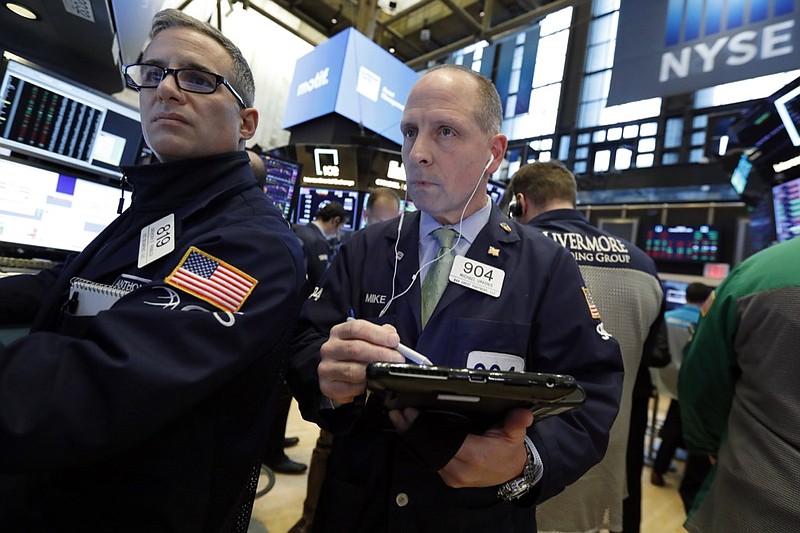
[{"xmin": 389, "ymin": 406, "xmax": 534, "ymax": 488}]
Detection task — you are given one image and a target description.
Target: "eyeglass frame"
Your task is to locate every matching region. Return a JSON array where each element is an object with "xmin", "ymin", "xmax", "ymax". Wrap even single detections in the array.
[{"xmin": 123, "ymin": 63, "xmax": 248, "ymax": 109}]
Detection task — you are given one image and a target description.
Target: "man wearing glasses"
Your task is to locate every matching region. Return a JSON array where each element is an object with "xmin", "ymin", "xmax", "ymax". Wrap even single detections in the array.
[{"xmin": 0, "ymin": 9, "xmax": 305, "ymax": 532}]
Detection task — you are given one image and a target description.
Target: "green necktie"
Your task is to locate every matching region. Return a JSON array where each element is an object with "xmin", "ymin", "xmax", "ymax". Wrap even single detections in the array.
[{"xmin": 421, "ymin": 228, "xmax": 458, "ymax": 327}]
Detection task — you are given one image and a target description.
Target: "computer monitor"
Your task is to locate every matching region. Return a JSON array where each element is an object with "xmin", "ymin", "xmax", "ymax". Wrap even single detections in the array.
[
  {"xmin": 486, "ymin": 181, "xmax": 506, "ymax": 205},
  {"xmin": 774, "ymin": 78, "xmax": 800, "ymax": 147},
  {"xmin": 261, "ymin": 154, "xmax": 301, "ymax": 219},
  {"xmin": 598, "ymin": 218, "xmax": 639, "ymax": 245},
  {"xmin": 0, "ymin": 157, "xmax": 120, "ymax": 258},
  {"xmin": 772, "ymin": 176, "xmax": 800, "ymax": 242},
  {"xmin": 644, "ymin": 224, "xmax": 720, "ymax": 262},
  {"xmin": 0, "ymin": 53, "xmax": 143, "ymax": 179},
  {"xmin": 729, "ymin": 152, "xmax": 753, "ymax": 195},
  {"xmin": 729, "ymin": 74, "xmax": 800, "ymax": 169},
  {"xmin": 660, "ymin": 279, "xmax": 689, "ymax": 311},
  {"xmin": 293, "ymin": 187, "xmax": 360, "ymax": 232}
]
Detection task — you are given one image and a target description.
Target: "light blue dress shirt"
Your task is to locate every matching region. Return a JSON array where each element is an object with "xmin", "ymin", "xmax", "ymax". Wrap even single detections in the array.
[
  {"xmin": 417, "ymin": 197, "xmax": 544, "ymax": 485},
  {"xmin": 418, "ymin": 196, "xmax": 492, "ymax": 284}
]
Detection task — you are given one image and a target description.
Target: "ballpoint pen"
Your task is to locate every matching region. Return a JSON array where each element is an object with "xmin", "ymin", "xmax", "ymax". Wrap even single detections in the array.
[{"xmin": 346, "ymin": 313, "xmax": 433, "ymax": 366}]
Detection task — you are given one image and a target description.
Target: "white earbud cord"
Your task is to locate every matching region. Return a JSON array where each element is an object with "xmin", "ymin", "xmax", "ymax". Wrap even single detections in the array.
[{"xmin": 378, "ymin": 156, "xmax": 493, "ymax": 317}]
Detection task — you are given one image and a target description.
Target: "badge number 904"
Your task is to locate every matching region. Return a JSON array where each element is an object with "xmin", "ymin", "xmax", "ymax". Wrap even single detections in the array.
[{"xmin": 449, "ymin": 256, "xmax": 504, "ymax": 297}]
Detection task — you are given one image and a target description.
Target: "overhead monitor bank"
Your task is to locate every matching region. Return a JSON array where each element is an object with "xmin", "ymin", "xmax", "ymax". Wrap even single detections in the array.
[
  {"xmin": 287, "ymin": 143, "xmax": 506, "ymax": 230},
  {"xmin": 282, "ymin": 28, "xmax": 419, "ymax": 146}
]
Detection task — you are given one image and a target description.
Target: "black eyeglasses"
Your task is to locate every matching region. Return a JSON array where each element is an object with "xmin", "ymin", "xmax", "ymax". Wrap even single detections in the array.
[{"xmin": 123, "ymin": 63, "xmax": 247, "ymax": 109}]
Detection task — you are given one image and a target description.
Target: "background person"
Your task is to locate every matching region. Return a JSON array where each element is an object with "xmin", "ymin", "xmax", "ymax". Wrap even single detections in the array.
[
  {"xmin": 292, "ymin": 202, "xmax": 349, "ymax": 288},
  {"xmin": 679, "ymin": 236, "xmax": 800, "ymax": 533},
  {"xmin": 244, "ymin": 149, "xmax": 306, "ymax": 476},
  {"xmin": 0, "ymin": 9, "xmax": 305, "ymax": 531},
  {"xmin": 247, "ymin": 148, "xmax": 268, "ymax": 191},
  {"xmin": 507, "ymin": 161, "xmax": 663, "ymax": 533},
  {"xmin": 288, "ymin": 64, "xmax": 623, "ymax": 532},
  {"xmin": 289, "ymin": 186, "xmax": 400, "ymax": 533},
  {"xmin": 362, "ymin": 186, "xmax": 401, "ymax": 226},
  {"xmin": 649, "ymin": 282, "xmax": 712, "ymax": 488}
]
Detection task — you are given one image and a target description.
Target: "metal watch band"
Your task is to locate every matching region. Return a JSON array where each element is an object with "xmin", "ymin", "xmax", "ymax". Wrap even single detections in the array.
[{"xmin": 497, "ymin": 439, "xmax": 537, "ymax": 501}]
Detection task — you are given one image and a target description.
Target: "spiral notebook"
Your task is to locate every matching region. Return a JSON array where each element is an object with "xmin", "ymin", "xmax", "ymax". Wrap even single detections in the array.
[{"xmin": 68, "ymin": 277, "xmax": 132, "ymax": 316}]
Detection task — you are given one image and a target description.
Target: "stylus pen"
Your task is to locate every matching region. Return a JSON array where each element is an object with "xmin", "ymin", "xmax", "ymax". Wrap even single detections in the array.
[{"xmin": 346, "ymin": 314, "xmax": 433, "ymax": 366}]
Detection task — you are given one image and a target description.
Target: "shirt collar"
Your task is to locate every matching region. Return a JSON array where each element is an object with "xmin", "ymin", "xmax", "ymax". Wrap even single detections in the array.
[{"xmin": 419, "ymin": 195, "xmax": 493, "ymax": 245}]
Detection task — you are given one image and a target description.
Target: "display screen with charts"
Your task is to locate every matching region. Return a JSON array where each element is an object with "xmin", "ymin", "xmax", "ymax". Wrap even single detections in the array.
[
  {"xmin": 260, "ymin": 154, "xmax": 301, "ymax": 219},
  {"xmin": 0, "ymin": 157, "xmax": 119, "ymax": 258},
  {"xmin": 644, "ymin": 224, "xmax": 720, "ymax": 262},
  {"xmin": 0, "ymin": 54, "xmax": 143, "ymax": 179},
  {"xmin": 772, "ymin": 176, "xmax": 800, "ymax": 242},
  {"xmin": 293, "ymin": 187, "xmax": 360, "ymax": 231}
]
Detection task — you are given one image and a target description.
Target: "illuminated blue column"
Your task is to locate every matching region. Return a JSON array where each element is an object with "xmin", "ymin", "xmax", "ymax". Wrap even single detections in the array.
[
  {"xmin": 775, "ymin": 0, "xmax": 794, "ymax": 16},
  {"xmin": 684, "ymin": 0, "xmax": 703, "ymax": 41},
  {"xmin": 750, "ymin": 0, "xmax": 769, "ymax": 23},
  {"xmin": 705, "ymin": 0, "xmax": 725, "ymax": 35},
  {"xmin": 665, "ymin": 0, "xmax": 685, "ymax": 46},
  {"xmin": 726, "ymin": 0, "xmax": 746, "ymax": 30}
]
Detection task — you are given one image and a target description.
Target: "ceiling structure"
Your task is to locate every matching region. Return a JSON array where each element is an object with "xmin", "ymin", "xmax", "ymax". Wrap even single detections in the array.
[
  {"xmin": 0, "ymin": 0, "xmax": 119, "ymax": 94},
  {"xmin": 0, "ymin": 0, "xmax": 573, "ymax": 95},
  {"xmin": 193, "ymin": 0, "xmax": 574, "ymax": 70}
]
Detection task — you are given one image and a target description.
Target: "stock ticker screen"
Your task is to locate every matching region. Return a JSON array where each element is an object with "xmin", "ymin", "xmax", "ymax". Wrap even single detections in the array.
[
  {"xmin": 644, "ymin": 224, "xmax": 720, "ymax": 262},
  {"xmin": 0, "ymin": 56, "xmax": 143, "ymax": 178}
]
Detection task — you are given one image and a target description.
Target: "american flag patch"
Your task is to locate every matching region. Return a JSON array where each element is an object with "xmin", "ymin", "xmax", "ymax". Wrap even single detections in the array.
[
  {"xmin": 165, "ymin": 247, "xmax": 257, "ymax": 312},
  {"xmin": 582, "ymin": 287, "xmax": 601, "ymax": 319}
]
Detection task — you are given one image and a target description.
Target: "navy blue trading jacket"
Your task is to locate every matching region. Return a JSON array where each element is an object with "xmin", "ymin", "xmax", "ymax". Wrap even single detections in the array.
[
  {"xmin": 0, "ymin": 152, "xmax": 306, "ymax": 532},
  {"xmin": 288, "ymin": 204, "xmax": 623, "ymax": 533},
  {"xmin": 292, "ymin": 222, "xmax": 333, "ymax": 288}
]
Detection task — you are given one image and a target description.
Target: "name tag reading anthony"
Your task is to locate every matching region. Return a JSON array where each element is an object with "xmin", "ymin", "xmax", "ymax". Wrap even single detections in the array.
[
  {"xmin": 449, "ymin": 255, "xmax": 504, "ymax": 297},
  {"xmin": 138, "ymin": 213, "xmax": 176, "ymax": 268}
]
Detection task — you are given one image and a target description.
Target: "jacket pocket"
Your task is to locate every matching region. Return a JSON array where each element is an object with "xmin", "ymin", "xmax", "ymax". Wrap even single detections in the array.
[{"xmin": 444, "ymin": 318, "xmax": 530, "ymax": 368}]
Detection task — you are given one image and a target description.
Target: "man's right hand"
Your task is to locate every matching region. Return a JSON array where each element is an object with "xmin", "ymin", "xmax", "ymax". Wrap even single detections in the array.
[{"xmin": 318, "ymin": 318, "xmax": 406, "ymax": 405}]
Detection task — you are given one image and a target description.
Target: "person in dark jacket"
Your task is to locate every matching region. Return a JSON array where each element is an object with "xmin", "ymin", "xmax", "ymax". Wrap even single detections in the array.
[
  {"xmin": 0, "ymin": 9, "xmax": 305, "ymax": 532},
  {"xmin": 293, "ymin": 201, "xmax": 349, "ymax": 288},
  {"xmin": 287, "ymin": 64, "xmax": 623, "ymax": 532},
  {"xmin": 289, "ymin": 188, "xmax": 400, "ymax": 533}
]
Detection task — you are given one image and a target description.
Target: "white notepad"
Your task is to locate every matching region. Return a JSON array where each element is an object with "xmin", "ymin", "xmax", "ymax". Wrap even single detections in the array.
[{"xmin": 68, "ymin": 277, "xmax": 132, "ymax": 316}]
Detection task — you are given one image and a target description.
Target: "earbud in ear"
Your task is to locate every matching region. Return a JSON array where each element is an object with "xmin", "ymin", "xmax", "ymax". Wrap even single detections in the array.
[
  {"xmin": 508, "ymin": 194, "xmax": 523, "ymax": 218},
  {"xmin": 486, "ymin": 154, "xmax": 494, "ymax": 168}
]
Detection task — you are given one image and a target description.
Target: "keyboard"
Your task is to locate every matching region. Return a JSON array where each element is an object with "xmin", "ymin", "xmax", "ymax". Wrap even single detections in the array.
[{"xmin": 0, "ymin": 256, "xmax": 56, "ymax": 274}]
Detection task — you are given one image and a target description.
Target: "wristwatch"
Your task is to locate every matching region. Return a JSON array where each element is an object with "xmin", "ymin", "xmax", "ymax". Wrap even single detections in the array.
[{"xmin": 497, "ymin": 439, "xmax": 537, "ymax": 501}]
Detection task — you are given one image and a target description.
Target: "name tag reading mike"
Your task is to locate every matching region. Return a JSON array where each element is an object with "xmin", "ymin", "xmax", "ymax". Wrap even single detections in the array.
[{"xmin": 449, "ymin": 255, "xmax": 504, "ymax": 297}]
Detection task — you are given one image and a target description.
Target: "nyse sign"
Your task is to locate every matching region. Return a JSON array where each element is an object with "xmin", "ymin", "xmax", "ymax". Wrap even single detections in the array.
[
  {"xmin": 608, "ymin": 0, "xmax": 800, "ymax": 106},
  {"xmin": 660, "ymin": 19, "xmax": 794, "ymax": 82}
]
